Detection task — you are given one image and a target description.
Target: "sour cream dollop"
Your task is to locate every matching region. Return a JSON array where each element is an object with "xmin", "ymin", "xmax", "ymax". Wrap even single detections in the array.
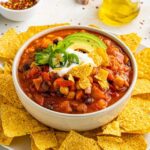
[{"xmin": 50, "ymin": 48, "xmax": 95, "ymax": 76}]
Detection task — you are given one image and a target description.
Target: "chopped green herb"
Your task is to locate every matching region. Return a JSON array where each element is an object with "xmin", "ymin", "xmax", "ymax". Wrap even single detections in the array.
[
  {"xmin": 35, "ymin": 52, "xmax": 49, "ymax": 65},
  {"xmin": 68, "ymin": 53, "xmax": 79, "ymax": 67},
  {"xmin": 35, "ymin": 41, "xmax": 79, "ymax": 69}
]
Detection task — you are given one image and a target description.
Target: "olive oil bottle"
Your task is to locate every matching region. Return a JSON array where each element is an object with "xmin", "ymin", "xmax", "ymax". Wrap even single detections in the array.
[{"xmin": 98, "ymin": 0, "xmax": 140, "ymax": 26}]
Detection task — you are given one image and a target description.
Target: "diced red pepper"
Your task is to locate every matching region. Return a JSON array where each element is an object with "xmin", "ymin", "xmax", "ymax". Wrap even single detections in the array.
[
  {"xmin": 96, "ymin": 99, "xmax": 107, "ymax": 109},
  {"xmin": 54, "ymin": 78, "xmax": 74, "ymax": 87},
  {"xmin": 91, "ymin": 85, "xmax": 106, "ymax": 100},
  {"xmin": 34, "ymin": 94, "xmax": 44, "ymax": 106},
  {"xmin": 60, "ymin": 101, "xmax": 72, "ymax": 113},
  {"xmin": 42, "ymin": 72, "xmax": 50, "ymax": 81},
  {"xmin": 32, "ymin": 77, "xmax": 43, "ymax": 90},
  {"xmin": 26, "ymin": 66, "xmax": 41, "ymax": 79},
  {"xmin": 76, "ymin": 90, "xmax": 84, "ymax": 101},
  {"xmin": 77, "ymin": 103, "xmax": 87, "ymax": 113},
  {"xmin": 107, "ymin": 70, "xmax": 114, "ymax": 81}
]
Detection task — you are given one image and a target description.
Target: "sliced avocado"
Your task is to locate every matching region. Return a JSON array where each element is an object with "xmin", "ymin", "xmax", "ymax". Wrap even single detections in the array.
[
  {"xmin": 69, "ymin": 41, "xmax": 95, "ymax": 52},
  {"xmin": 62, "ymin": 32, "xmax": 107, "ymax": 52},
  {"xmin": 64, "ymin": 36, "xmax": 101, "ymax": 52}
]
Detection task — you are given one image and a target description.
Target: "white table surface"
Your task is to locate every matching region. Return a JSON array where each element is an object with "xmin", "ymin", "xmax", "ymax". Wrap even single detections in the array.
[{"xmin": 0, "ymin": 0, "xmax": 150, "ymax": 149}]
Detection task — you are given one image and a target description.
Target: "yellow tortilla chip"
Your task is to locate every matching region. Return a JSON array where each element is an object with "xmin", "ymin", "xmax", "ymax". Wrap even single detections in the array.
[
  {"xmin": 79, "ymin": 77, "xmax": 91, "ymax": 89},
  {"xmin": 82, "ymin": 128, "xmax": 101, "ymax": 140},
  {"xmin": 0, "ymin": 74, "xmax": 23, "ymax": 108},
  {"xmin": 118, "ymin": 33, "xmax": 141, "ymax": 52},
  {"xmin": 88, "ymin": 24, "xmax": 101, "ymax": 29},
  {"xmin": 121, "ymin": 128, "xmax": 150, "ymax": 134},
  {"xmin": 3, "ymin": 61, "xmax": 12, "ymax": 75},
  {"xmin": 88, "ymin": 49, "xmax": 102, "ymax": 66},
  {"xmin": 0, "ymin": 29, "xmax": 21, "ymax": 59},
  {"xmin": 59, "ymin": 130, "xmax": 100, "ymax": 150},
  {"xmin": 31, "ymin": 138, "xmax": 40, "ymax": 150},
  {"xmin": 100, "ymin": 121, "xmax": 121, "ymax": 136},
  {"xmin": 0, "ymin": 123, "xmax": 13, "ymax": 145},
  {"xmin": 27, "ymin": 23, "xmax": 69, "ymax": 33},
  {"xmin": 69, "ymin": 64, "xmax": 93, "ymax": 79},
  {"xmin": 122, "ymin": 134, "xmax": 147, "ymax": 150},
  {"xmin": 0, "ymin": 95, "xmax": 12, "ymax": 107},
  {"xmin": 55, "ymin": 131, "xmax": 68, "ymax": 147},
  {"xmin": 95, "ymin": 69, "xmax": 109, "ymax": 90},
  {"xmin": 0, "ymin": 68, "xmax": 3, "ymax": 74},
  {"xmin": 0, "ymin": 104, "xmax": 48, "ymax": 137},
  {"xmin": 97, "ymin": 135, "xmax": 122, "ymax": 150},
  {"xmin": 132, "ymin": 79, "xmax": 150, "ymax": 96},
  {"xmin": 117, "ymin": 96, "xmax": 150, "ymax": 133},
  {"xmin": 97, "ymin": 134, "xmax": 147, "ymax": 150},
  {"xmin": 96, "ymin": 48, "xmax": 109, "ymax": 66},
  {"xmin": 31, "ymin": 130, "xmax": 57, "ymax": 150},
  {"xmin": 135, "ymin": 48, "xmax": 150, "ymax": 80},
  {"xmin": 19, "ymin": 23, "xmax": 69, "ymax": 45},
  {"xmin": 68, "ymin": 74, "xmax": 74, "ymax": 82}
]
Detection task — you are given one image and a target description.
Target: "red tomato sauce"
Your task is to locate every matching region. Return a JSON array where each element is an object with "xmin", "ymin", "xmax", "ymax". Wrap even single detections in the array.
[{"xmin": 18, "ymin": 29, "xmax": 133, "ymax": 114}]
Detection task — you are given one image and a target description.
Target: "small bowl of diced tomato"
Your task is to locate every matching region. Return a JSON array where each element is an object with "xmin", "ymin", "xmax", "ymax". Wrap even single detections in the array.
[{"xmin": 12, "ymin": 25, "xmax": 137, "ymax": 131}]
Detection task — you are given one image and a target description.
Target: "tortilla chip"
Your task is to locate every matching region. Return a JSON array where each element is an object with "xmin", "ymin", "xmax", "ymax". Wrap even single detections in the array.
[
  {"xmin": 135, "ymin": 48, "xmax": 150, "ymax": 80},
  {"xmin": 0, "ymin": 104, "xmax": 48, "ymax": 137},
  {"xmin": 69, "ymin": 64, "xmax": 93, "ymax": 79},
  {"xmin": 95, "ymin": 69, "xmax": 109, "ymax": 90},
  {"xmin": 118, "ymin": 33, "xmax": 141, "ymax": 52},
  {"xmin": 31, "ymin": 138, "xmax": 40, "ymax": 150},
  {"xmin": 31, "ymin": 130, "xmax": 57, "ymax": 150},
  {"xmin": 88, "ymin": 24, "xmax": 101, "ymax": 29},
  {"xmin": 117, "ymin": 96, "xmax": 150, "ymax": 133},
  {"xmin": 3, "ymin": 61, "xmax": 12, "ymax": 75},
  {"xmin": 132, "ymin": 79, "xmax": 150, "ymax": 96},
  {"xmin": 0, "ymin": 95, "xmax": 10, "ymax": 107},
  {"xmin": 122, "ymin": 134, "xmax": 147, "ymax": 150},
  {"xmin": 55, "ymin": 132, "xmax": 68, "ymax": 147},
  {"xmin": 0, "ymin": 74, "xmax": 23, "ymax": 108},
  {"xmin": 97, "ymin": 134, "xmax": 147, "ymax": 150},
  {"xmin": 68, "ymin": 74, "xmax": 74, "ymax": 82},
  {"xmin": 79, "ymin": 77, "xmax": 91, "ymax": 89},
  {"xmin": 0, "ymin": 68, "xmax": 3, "ymax": 74},
  {"xmin": 96, "ymin": 48, "xmax": 109, "ymax": 66},
  {"xmin": 136, "ymin": 93, "xmax": 150, "ymax": 100},
  {"xmin": 28, "ymin": 23, "xmax": 69, "ymax": 33},
  {"xmin": 82, "ymin": 128, "xmax": 101, "ymax": 140},
  {"xmin": 19, "ymin": 23, "xmax": 69, "ymax": 45},
  {"xmin": 0, "ymin": 123, "xmax": 13, "ymax": 145},
  {"xmin": 88, "ymin": 49, "xmax": 102, "ymax": 66},
  {"xmin": 97, "ymin": 135, "xmax": 122, "ymax": 150},
  {"xmin": 0, "ymin": 29, "xmax": 21, "ymax": 59},
  {"xmin": 59, "ymin": 130, "xmax": 100, "ymax": 150},
  {"xmin": 100, "ymin": 121, "xmax": 121, "ymax": 136}
]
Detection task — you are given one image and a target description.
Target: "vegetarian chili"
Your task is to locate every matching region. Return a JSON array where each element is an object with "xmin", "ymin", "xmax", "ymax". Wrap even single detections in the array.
[{"xmin": 18, "ymin": 29, "xmax": 133, "ymax": 114}]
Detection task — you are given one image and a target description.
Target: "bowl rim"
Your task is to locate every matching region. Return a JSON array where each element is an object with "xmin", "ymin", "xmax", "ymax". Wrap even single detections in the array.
[
  {"xmin": 12, "ymin": 25, "xmax": 137, "ymax": 118},
  {"xmin": 0, "ymin": 0, "xmax": 41, "ymax": 12}
]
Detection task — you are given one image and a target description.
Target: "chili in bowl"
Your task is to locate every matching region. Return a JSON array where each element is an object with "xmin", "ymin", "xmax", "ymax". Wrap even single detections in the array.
[{"xmin": 12, "ymin": 26, "xmax": 137, "ymax": 131}]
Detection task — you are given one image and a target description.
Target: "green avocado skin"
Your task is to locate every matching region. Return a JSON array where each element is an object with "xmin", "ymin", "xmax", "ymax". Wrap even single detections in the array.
[{"xmin": 62, "ymin": 32, "xmax": 107, "ymax": 52}]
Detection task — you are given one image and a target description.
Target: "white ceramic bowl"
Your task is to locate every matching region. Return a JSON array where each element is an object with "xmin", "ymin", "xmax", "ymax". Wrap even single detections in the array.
[
  {"xmin": 0, "ymin": 0, "xmax": 41, "ymax": 21},
  {"xmin": 12, "ymin": 26, "xmax": 137, "ymax": 131}
]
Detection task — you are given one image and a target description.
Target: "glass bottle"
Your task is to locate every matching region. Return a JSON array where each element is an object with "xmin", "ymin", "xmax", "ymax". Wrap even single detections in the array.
[{"xmin": 98, "ymin": 0, "xmax": 140, "ymax": 26}]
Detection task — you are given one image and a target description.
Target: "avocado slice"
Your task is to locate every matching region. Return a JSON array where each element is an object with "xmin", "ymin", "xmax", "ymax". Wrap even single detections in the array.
[{"xmin": 62, "ymin": 32, "xmax": 107, "ymax": 52}]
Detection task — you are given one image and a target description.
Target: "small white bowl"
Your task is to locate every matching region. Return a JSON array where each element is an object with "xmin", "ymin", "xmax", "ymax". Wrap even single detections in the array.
[
  {"xmin": 0, "ymin": 0, "xmax": 41, "ymax": 21},
  {"xmin": 12, "ymin": 26, "xmax": 137, "ymax": 131}
]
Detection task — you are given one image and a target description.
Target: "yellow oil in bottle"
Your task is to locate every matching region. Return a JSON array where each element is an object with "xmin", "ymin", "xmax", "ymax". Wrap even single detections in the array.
[{"xmin": 98, "ymin": 0, "xmax": 140, "ymax": 26}]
